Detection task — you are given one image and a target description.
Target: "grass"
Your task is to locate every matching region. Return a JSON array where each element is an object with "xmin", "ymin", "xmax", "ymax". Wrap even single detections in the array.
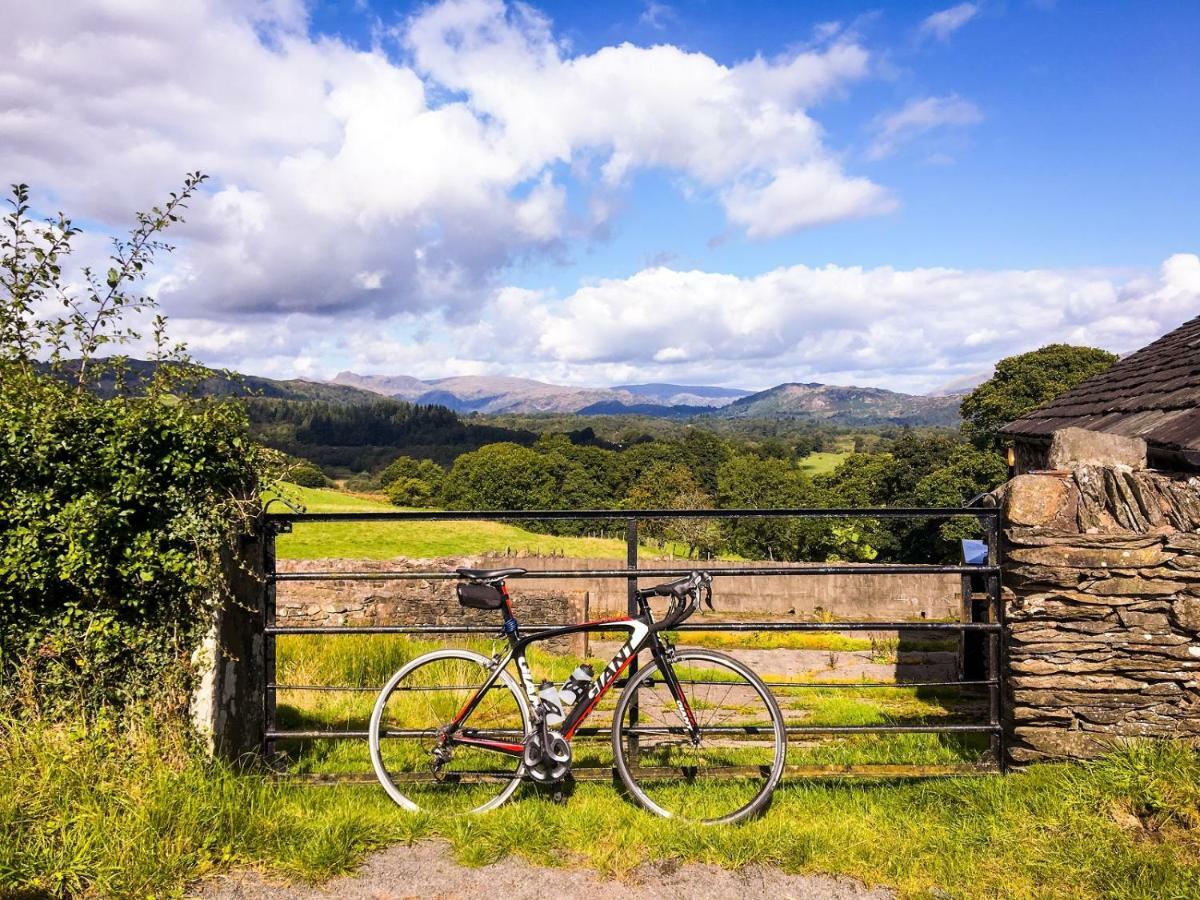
[
  {"xmin": 273, "ymin": 634, "xmax": 988, "ymax": 775},
  {"xmin": 3, "ymin": 711, "xmax": 1198, "ymax": 899},
  {"xmin": 268, "ymin": 484, "xmax": 725, "ymax": 561},
  {"xmin": 796, "ymin": 451, "xmax": 849, "ymax": 477},
  {"xmin": 670, "ymin": 629, "xmax": 957, "ymax": 655}
]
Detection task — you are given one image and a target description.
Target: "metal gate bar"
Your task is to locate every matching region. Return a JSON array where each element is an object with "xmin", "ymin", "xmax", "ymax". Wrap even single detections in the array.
[{"xmin": 260, "ymin": 505, "xmax": 1005, "ymax": 776}]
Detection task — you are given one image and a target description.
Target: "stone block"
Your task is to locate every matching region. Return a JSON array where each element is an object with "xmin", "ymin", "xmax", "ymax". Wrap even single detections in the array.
[
  {"xmin": 1166, "ymin": 532, "xmax": 1200, "ymax": 553},
  {"xmin": 1007, "ymin": 545, "xmax": 1171, "ymax": 569},
  {"xmin": 1006, "ymin": 529, "xmax": 1162, "ymax": 549},
  {"xmin": 1172, "ymin": 596, "xmax": 1200, "ymax": 633},
  {"xmin": 1081, "ymin": 575, "xmax": 1188, "ymax": 596},
  {"xmin": 1047, "ymin": 429, "xmax": 1146, "ymax": 471},
  {"xmin": 1011, "ymin": 673, "xmax": 1147, "ymax": 691},
  {"xmin": 1004, "ymin": 474, "xmax": 1075, "ymax": 528},
  {"xmin": 1011, "ymin": 727, "xmax": 1117, "ymax": 761}
]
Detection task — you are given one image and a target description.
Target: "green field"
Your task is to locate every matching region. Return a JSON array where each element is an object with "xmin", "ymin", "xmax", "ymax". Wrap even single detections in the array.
[
  {"xmin": 270, "ymin": 484, "xmax": 733, "ymax": 561},
  {"xmin": 5, "ymin": 685, "xmax": 1198, "ymax": 898},
  {"xmin": 796, "ymin": 450, "xmax": 849, "ymax": 476}
]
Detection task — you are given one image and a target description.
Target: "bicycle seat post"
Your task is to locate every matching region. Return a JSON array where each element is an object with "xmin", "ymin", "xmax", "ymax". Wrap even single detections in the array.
[{"xmin": 496, "ymin": 579, "xmax": 521, "ymax": 646}]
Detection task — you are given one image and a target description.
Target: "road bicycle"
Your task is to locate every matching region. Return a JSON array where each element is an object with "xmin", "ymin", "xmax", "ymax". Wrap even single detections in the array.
[{"xmin": 368, "ymin": 568, "xmax": 786, "ymax": 824}]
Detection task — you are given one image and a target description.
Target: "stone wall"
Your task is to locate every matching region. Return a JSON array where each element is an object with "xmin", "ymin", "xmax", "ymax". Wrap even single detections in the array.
[
  {"xmin": 419, "ymin": 556, "xmax": 962, "ymax": 621},
  {"xmin": 276, "ymin": 558, "xmax": 587, "ymax": 654},
  {"xmin": 999, "ymin": 465, "xmax": 1200, "ymax": 763}
]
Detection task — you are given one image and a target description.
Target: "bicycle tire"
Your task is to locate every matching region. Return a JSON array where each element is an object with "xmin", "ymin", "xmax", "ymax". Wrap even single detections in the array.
[
  {"xmin": 369, "ymin": 648, "xmax": 530, "ymax": 814},
  {"xmin": 611, "ymin": 648, "xmax": 786, "ymax": 825}
]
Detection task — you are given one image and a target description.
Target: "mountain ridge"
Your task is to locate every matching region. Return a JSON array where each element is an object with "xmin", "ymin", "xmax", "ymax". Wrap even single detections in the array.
[
  {"xmin": 716, "ymin": 382, "xmax": 961, "ymax": 426},
  {"xmin": 331, "ymin": 372, "xmax": 749, "ymax": 414},
  {"xmin": 330, "ymin": 372, "xmax": 961, "ymax": 425}
]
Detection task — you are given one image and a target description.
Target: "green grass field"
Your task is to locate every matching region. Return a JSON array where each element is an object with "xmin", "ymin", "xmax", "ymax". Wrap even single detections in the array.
[
  {"xmin": 4, "ymin": 705, "xmax": 1198, "ymax": 899},
  {"xmin": 269, "ymin": 484, "xmax": 734, "ymax": 561},
  {"xmin": 796, "ymin": 451, "xmax": 848, "ymax": 476}
]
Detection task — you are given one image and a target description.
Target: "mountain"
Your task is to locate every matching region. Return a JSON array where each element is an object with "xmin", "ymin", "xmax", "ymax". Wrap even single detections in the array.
[
  {"xmin": 329, "ymin": 371, "xmax": 960, "ymax": 424},
  {"xmin": 614, "ymin": 383, "xmax": 750, "ymax": 407},
  {"xmin": 575, "ymin": 401, "xmax": 716, "ymax": 418},
  {"xmin": 715, "ymin": 382, "xmax": 961, "ymax": 427},
  {"xmin": 54, "ymin": 358, "xmax": 383, "ymax": 403},
  {"xmin": 330, "ymin": 372, "xmax": 747, "ymax": 414}
]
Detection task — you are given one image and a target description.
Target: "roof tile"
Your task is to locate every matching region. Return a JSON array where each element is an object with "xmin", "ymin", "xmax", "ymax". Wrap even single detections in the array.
[{"xmin": 1001, "ymin": 314, "xmax": 1200, "ymax": 453}]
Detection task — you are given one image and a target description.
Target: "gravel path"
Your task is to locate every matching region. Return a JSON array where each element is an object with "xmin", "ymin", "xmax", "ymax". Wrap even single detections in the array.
[{"xmin": 195, "ymin": 841, "xmax": 893, "ymax": 900}]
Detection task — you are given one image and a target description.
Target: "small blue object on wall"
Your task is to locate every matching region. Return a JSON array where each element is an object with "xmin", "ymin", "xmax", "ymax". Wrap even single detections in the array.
[{"xmin": 961, "ymin": 539, "xmax": 988, "ymax": 565}]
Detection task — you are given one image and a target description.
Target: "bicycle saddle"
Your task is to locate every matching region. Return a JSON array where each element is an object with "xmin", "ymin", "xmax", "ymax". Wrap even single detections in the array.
[{"xmin": 456, "ymin": 567, "xmax": 527, "ymax": 583}]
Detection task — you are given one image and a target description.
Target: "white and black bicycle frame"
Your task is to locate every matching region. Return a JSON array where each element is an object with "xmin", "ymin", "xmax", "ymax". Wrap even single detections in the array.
[{"xmin": 443, "ymin": 582, "xmax": 702, "ymax": 760}]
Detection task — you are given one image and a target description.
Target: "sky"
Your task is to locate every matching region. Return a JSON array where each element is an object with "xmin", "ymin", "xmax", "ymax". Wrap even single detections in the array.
[{"xmin": 2, "ymin": 0, "xmax": 1198, "ymax": 393}]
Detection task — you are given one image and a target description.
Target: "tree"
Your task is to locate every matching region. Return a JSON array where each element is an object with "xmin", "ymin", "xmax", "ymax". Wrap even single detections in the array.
[
  {"xmin": 623, "ymin": 462, "xmax": 720, "ymax": 556},
  {"xmin": 386, "ymin": 477, "xmax": 434, "ymax": 507},
  {"xmin": 960, "ymin": 344, "xmax": 1118, "ymax": 448},
  {"xmin": 380, "ymin": 455, "xmax": 444, "ymax": 501},
  {"xmin": 716, "ymin": 455, "xmax": 842, "ymax": 561},
  {"xmin": 441, "ymin": 443, "xmax": 559, "ymax": 510},
  {"xmin": 288, "ymin": 461, "xmax": 327, "ymax": 488}
]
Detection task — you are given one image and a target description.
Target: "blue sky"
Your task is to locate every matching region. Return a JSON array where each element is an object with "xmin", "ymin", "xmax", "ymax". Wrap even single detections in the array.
[
  {"xmin": 320, "ymin": 0, "xmax": 1200, "ymax": 281},
  {"xmin": 3, "ymin": 0, "xmax": 1198, "ymax": 391}
]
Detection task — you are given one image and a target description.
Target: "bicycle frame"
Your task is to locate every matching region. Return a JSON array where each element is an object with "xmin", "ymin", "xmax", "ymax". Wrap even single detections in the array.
[{"xmin": 445, "ymin": 584, "xmax": 700, "ymax": 757}]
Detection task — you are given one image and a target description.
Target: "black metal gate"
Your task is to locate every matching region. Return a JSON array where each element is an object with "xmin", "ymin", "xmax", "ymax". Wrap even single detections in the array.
[{"xmin": 261, "ymin": 506, "xmax": 1005, "ymax": 779}]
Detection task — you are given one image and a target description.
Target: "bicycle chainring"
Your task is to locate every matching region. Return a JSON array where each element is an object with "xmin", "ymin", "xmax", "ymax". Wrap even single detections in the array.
[{"xmin": 522, "ymin": 730, "xmax": 571, "ymax": 782}]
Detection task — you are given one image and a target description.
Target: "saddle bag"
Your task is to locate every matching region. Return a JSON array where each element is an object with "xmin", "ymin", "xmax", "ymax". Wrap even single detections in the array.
[{"xmin": 457, "ymin": 582, "xmax": 505, "ymax": 610}]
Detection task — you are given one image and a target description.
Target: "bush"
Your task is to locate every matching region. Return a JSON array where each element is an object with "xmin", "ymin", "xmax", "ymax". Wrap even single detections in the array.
[
  {"xmin": 385, "ymin": 476, "xmax": 434, "ymax": 507},
  {"xmin": 0, "ymin": 177, "xmax": 275, "ymax": 713},
  {"xmin": 288, "ymin": 461, "xmax": 328, "ymax": 488}
]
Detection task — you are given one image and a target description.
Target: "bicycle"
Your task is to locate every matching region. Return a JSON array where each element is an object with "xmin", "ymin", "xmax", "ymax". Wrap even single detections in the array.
[{"xmin": 368, "ymin": 568, "xmax": 787, "ymax": 824}]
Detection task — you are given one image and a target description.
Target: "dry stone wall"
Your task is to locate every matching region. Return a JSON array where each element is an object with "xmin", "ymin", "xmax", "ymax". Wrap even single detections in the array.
[
  {"xmin": 999, "ymin": 465, "xmax": 1200, "ymax": 763},
  {"xmin": 276, "ymin": 557, "xmax": 587, "ymax": 654}
]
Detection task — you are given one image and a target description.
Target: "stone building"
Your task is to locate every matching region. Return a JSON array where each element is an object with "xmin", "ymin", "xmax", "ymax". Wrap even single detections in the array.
[
  {"xmin": 993, "ymin": 313, "xmax": 1200, "ymax": 763},
  {"xmin": 1001, "ymin": 313, "xmax": 1200, "ymax": 474}
]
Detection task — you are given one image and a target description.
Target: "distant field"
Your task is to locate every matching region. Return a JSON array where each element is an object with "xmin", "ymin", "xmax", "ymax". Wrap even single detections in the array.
[
  {"xmin": 268, "ymin": 484, "xmax": 722, "ymax": 561},
  {"xmin": 796, "ymin": 450, "xmax": 848, "ymax": 476}
]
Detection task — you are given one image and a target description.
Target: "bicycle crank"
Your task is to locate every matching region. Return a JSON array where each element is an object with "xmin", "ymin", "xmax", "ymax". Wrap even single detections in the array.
[{"xmin": 522, "ymin": 730, "xmax": 571, "ymax": 782}]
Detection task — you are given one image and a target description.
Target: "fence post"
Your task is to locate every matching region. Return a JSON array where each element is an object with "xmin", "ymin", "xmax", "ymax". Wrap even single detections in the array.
[
  {"xmin": 626, "ymin": 517, "xmax": 639, "ymax": 767},
  {"xmin": 189, "ymin": 522, "xmax": 267, "ymax": 762},
  {"xmin": 263, "ymin": 521, "xmax": 278, "ymax": 763}
]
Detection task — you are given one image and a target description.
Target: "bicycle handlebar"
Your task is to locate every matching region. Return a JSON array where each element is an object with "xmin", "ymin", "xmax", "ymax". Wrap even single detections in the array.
[{"xmin": 639, "ymin": 571, "xmax": 713, "ymax": 627}]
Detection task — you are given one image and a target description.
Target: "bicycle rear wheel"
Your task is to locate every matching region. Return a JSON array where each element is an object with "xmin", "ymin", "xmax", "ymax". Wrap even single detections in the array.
[
  {"xmin": 612, "ymin": 649, "xmax": 785, "ymax": 824},
  {"xmin": 369, "ymin": 649, "xmax": 530, "ymax": 814}
]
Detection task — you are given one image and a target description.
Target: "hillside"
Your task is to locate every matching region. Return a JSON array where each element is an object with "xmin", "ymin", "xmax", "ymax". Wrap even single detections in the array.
[
  {"xmin": 332, "ymin": 372, "xmax": 748, "ymax": 414},
  {"xmin": 716, "ymin": 382, "xmax": 961, "ymax": 426},
  {"xmin": 62, "ymin": 358, "xmax": 382, "ymax": 403}
]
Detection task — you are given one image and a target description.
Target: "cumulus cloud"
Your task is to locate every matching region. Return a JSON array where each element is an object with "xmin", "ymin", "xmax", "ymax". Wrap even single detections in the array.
[
  {"xmin": 920, "ymin": 3, "xmax": 980, "ymax": 41},
  {"xmin": 1, "ymin": 0, "xmax": 885, "ymax": 324},
  {"xmin": 173, "ymin": 254, "xmax": 1200, "ymax": 394},
  {"xmin": 868, "ymin": 94, "xmax": 982, "ymax": 159}
]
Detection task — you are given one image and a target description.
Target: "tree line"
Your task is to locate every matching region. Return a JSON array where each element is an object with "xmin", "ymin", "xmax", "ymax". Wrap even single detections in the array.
[{"xmin": 345, "ymin": 344, "xmax": 1117, "ymax": 565}]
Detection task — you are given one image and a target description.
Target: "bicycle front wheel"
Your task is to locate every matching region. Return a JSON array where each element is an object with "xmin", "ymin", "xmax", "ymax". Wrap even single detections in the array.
[
  {"xmin": 369, "ymin": 649, "xmax": 530, "ymax": 815},
  {"xmin": 612, "ymin": 649, "xmax": 786, "ymax": 824}
]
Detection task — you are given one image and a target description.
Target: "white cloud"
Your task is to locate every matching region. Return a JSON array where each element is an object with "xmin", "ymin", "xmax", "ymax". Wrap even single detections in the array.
[
  {"xmin": 172, "ymin": 254, "xmax": 1200, "ymax": 395},
  {"xmin": 722, "ymin": 162, "xmax": 896, "ymax": 238},
  {"xmin": 920, "ymin": 3, "xmax": 980, "ymax": 41},
  {"xmin": 0, "ymin": 0, "xmax": 887, "ymax": 326},
  {"xmin": 868, "ymin": 94, "xmax": 982, "ymax": 160},
  {"xmin": 640, "ymin": 1, "xmax": 676, "ymax": 30}
]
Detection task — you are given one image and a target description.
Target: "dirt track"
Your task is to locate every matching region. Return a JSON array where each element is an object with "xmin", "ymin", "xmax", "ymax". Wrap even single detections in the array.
[{"xmin": 195, "ymin": 840, "xmax": 893, "ymax": 899}]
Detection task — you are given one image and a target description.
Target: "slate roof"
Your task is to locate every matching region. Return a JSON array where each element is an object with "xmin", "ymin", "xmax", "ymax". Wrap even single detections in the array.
[{"xmin": 1001, "ymin": 313, "xmax": 1200, "ymax": 458}]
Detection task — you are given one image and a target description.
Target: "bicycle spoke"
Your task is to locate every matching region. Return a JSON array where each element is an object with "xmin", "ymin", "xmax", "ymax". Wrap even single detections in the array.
[
  {"xmin": 614, "ymin": 651, "xmax": 785, "ymax": 824},
  {"xmin": 371, "ymin": 651, "xmax": 528, "ymax": 815}
]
